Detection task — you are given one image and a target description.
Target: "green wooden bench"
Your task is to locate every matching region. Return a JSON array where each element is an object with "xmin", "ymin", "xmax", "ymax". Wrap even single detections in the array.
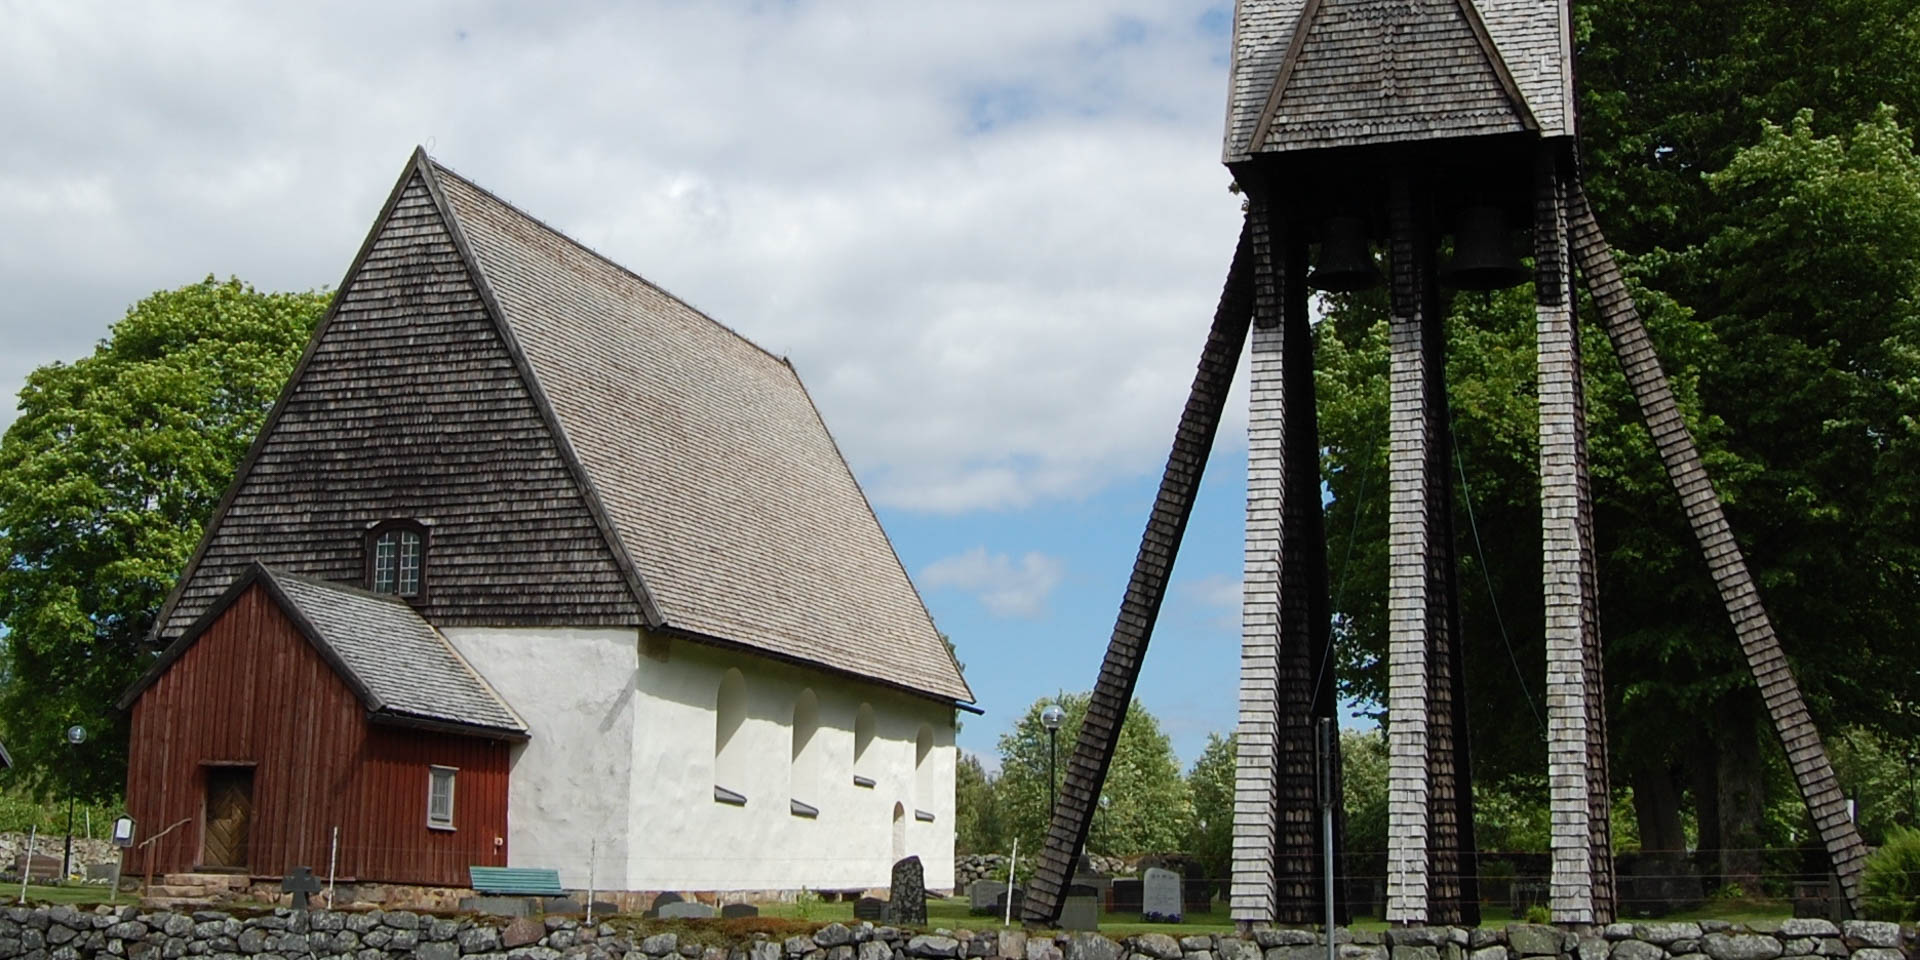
[{"xmin": 469, "ymin": 866, "xmax": 565, "ymax": 896}]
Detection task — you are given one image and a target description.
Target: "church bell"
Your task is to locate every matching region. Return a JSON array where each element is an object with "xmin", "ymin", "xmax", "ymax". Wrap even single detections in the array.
[
  {"xmin": 1442, "ymin": 204, "xmax": 1531, "ymax": 290},
  {"xmin": 1306, "ymin": 216, "xmax": 1383, "ymax": 292}
]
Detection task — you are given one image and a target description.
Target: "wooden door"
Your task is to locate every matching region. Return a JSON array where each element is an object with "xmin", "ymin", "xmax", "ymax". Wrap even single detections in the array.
[{"xmin": 202, "ymin": 767, "xmax": 253, "ymax": 870}]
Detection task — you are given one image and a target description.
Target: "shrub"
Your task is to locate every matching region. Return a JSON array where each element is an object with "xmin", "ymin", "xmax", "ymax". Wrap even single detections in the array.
[{"xmin": 1862, "ymin": 827, "xmax": 1920, "ymax": 923}]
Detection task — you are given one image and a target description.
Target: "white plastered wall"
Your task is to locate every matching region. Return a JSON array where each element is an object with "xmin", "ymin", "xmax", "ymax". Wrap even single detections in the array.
[
  {"xmin": 439, "ymin": 626, "xmax": 637, "ymax": 889},
  {"xmin": 626, "ymin": 633, "xmax": 957, "ymax": 893}
]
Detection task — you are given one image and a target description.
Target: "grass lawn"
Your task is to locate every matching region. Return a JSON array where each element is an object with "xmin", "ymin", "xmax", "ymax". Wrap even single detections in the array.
[{"xmin": 8, "ymin": 883, "xmax": 126, "ymax": 906}]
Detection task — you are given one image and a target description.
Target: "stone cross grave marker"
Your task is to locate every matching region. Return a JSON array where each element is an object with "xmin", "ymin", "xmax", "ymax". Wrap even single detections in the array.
[
  {"xmin": 1142, "ymin": 867, "xmax": 1182, "ymax": 922},
  {"xmin": 969, "ymin": 880, "xmax": 1008, "ymax": 915},
  {"xmin": 281, "ymin": 866, "xmax": 321, "ymax": 911},
  {"xmin": 889, "ymin": 855, "xmax": 927, "ymax": 925}
]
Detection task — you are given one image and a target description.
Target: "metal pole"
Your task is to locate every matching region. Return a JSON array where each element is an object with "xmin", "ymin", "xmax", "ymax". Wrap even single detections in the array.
[
  {"xmin": 326, "ymin": 827, "xmax": 339, "ymax": 909},
  {"xmin": 1047, "ymin": 728, "xmax": 1057, "ymax": 832},
  {"xmin": 1004, "ymin": 838, "xmax": 1018, "ymax": 927},
  {"xmin": 587, "ymin": 840, "xmax": 597, "ymax": 927},
  {"xmin": 62, "ymin": 753, "xmax": 76, "ymax": 883},
  {"xmin": 1320, "ymin": 718, "xmax": 1336, "ymax": 960},
  {"xmin": 19, "ymin": 825, "xmax": 36, "ymax": 903}
]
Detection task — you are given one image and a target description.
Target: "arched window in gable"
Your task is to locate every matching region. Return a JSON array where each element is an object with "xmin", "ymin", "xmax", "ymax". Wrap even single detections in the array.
[{"xmin": 366, "ymin": 520, "xmax": 428, "ymax": 599}]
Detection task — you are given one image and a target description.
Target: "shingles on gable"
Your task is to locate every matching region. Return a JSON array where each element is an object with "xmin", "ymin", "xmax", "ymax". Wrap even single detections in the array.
[
  {"xmin": 156, "ymin": 172, "xmax": 640, "ymax": 644},
  {"xmin": 1224, "ymin": 0, "xmax": 1571, "ymax": 162},
  {"xmin": 433, "ymin": 165, "xmax": 974, "ymax": 705}
]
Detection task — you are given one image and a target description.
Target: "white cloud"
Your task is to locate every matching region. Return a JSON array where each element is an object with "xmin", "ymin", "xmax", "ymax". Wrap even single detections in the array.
[
  {"xmin": 0, "ymin": 1, "xmax": 1248, "ymax": 513},
  {"xmin": 919, "ymin": 547, "xmax": 1065, "ymax": 619}
]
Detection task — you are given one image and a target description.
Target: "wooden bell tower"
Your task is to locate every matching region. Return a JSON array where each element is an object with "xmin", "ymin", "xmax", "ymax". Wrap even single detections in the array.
[{"xmin": 1023, "ymin": 0, "xmax": 1871, "ymax": 930}]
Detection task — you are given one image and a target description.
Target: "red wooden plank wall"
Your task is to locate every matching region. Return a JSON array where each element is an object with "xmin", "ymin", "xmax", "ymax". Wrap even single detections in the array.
[{"xmin": 125, "ymin": 583, "xmax": 511, "ymax": 886}]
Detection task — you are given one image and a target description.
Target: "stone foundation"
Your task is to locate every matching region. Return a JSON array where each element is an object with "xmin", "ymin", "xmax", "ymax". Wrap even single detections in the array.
[{"xmin": 0, "ymin": 906, "xmax": 1908, "ymax": 960}]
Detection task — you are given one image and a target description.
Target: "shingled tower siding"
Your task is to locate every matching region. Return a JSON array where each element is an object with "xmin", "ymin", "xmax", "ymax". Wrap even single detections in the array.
[
  {"xmin": 1569, "ymin": 190, "xmax": 1870, "ymax": 910},
  {"xmin": 1026, "ymin": 216, "xmax": 1258, "ymax": 924},
  {"xmin": 1233, "ymin": 200, "xmax": 1287, "ymax": 924},
  {"xmin": 158, "ymin": 171, "xmax": 638, "ymax": 641},
  {"xmin": 1538, "ymin": 153, "xmax": 1613, "ymax": 924},
  {"xmin": 1384, "ymin": 179, "xmax": 1435, "ymax": 924}
]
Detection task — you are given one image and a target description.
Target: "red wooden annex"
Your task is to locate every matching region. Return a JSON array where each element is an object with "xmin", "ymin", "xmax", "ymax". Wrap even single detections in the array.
[{"xmin": 120, "ymin": 564, "xmax": 526, "ymax": 886}]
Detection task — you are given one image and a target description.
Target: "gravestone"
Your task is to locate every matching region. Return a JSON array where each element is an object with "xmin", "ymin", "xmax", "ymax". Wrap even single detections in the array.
[
  {"xmin": 969, "ymin": 880, "xmax": 1009, "ymax": 916},
  {"xmin": 888, "ymin": 856, "xmax": 926, "ymax": 925},
  {"xmin": 1059, "ymin": 884, "xmax": 1098, "ymax": 932},
  {"xmin": 280, "ymin": 866, "xmax": 321, "ymax": 911},
  {"xmin": 853, "ymin": 897, "xmax": 888, "ymax": 922},
  {"xmin": 721, "ymin": 903, "xmax": 760, "ymax": 918},
  {"xmin": 16, "ymin": 854, "xmax": 58, "ymax": 882},
  {"xmin": 659, "ymin": 901, "xmax": 717, "ymax": 919},
  {"xmin": 1109, "ymin": 878, "xmax": 1142, "ymax": 914},
  {"xmin": 996, "ymin": 888, "xmax": 1024, "ymax": 919},
  {"xmin": 644, "ymin": 892, "xmax": 684, "ymax": 918},
  {"xmin": 1141, "ymin": 867, "xmax": 1182, "ymax": 922}
]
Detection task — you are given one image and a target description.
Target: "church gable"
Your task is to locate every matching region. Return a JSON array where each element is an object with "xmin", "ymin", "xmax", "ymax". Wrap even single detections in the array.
[{"xmin": 156, "ymin": 166, "xmax": 640, "ymax": 643}]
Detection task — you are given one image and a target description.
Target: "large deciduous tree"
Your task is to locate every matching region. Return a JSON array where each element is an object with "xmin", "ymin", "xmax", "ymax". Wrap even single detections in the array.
[
  {"xmin": 995, "ymin": 693, "xmax": 1191, "ymax": 859},
  {"xmin": 0, "ymin": 277, "xmax": 329, "ymax": 798}
]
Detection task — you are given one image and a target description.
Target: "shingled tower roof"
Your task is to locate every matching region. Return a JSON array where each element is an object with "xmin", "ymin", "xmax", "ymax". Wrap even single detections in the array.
[
  {"xmin": 1224, "ymin": 0, "xmax": 1573, "ymax": 162},
  {"xmin": 153, "ymin": 151, "xmax": 973, "ymax": 707}
]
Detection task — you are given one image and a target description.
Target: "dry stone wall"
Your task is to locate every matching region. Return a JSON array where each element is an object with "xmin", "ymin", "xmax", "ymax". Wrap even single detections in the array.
[{"xmin": 0, "ymin": 907, "xmax": 1908, "ymax": 960}]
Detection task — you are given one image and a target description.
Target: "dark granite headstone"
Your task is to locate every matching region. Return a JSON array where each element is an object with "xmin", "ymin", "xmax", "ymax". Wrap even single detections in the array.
[
  {"xmin": 720, "ymin": 903, "xmax": 760, "ymax": 918},
  {"xmin": 995, "ymin": 889, "xmax": 1024, "ymax": 918},
  {"xmin": 542, "ymin": 897, "xmax": 584, "ymax": 915},
  {"xmin": 888, "ymin": 856, "xmax": 927, "ymax": 925},
  {"xmin": 969, "ymin": 880, "xmax": 1009, "ymax": 915},
  {"xmin": 1109, "ymin": 878, "xmax": 1143, "ymax": 914},
  {"xmin": 853, "ymin": 897, "xmax": 888, "ymax": 922},
  {"xmin": 644, "ymin": 891, "xmax": 684, "ymax": 919},
  {"xmin": 659, "ymin": 901, "xmax": 717, "ymax": 919},
  {"xmin": 280, "ymin": 866, "xmax": 321, "ymax": 911}
]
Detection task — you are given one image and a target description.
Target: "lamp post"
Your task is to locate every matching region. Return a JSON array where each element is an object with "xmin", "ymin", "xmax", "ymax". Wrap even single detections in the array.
[
  {"xmin": 62, "ymin": 724, "xmax": 85, "ymax": 884},
  {"xmin": 1040, "ymin": 705, "xmax": 1065, "ymax": 831}
]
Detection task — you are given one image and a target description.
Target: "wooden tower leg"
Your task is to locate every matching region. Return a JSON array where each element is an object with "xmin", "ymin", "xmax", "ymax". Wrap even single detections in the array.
[
  {"xmin": 1024, "ymin": 210, "xmax": 1259, "ymax": 925},
  {"xmin": 1538, "ymin": 151, "xmax": 1614, "ymax": 925},
  {"xmin": 1233, "ymin": 201, "xmax": 1345, "ymax": 927},
  {"xmin": 1567, "ymin": 186, "xmax": 1869, "ymax": 912},
  {"xmin": 1383, "ymin": 177, "xmax": 1476, "ymax": 926}
]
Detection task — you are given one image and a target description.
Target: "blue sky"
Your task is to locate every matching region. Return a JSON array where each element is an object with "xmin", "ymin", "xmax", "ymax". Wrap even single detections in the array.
[{"xmin": 0, "ymin": 1, "xmax": 1321, "ymax": 769}]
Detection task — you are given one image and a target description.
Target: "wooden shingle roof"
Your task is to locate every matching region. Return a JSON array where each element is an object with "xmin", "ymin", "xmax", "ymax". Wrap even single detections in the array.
[
  {"xmin": 429, "ymin": 162, "xmax": 973, "ymax": 706},
  {"xmin": 126, "ymin": 563, "xmax": 528, "ymax": 739},
  {"xmin": 151, "ymin": 152, "xmax": 972, "ymax": 708},
  {"xmin": 1223, "ymin": 0, "xmax": 1573, "ymax": 162}
]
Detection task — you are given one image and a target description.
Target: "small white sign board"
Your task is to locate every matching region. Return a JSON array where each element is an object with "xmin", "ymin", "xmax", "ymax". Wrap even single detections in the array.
[{"xmin": 111, "ymin": 816, "xmax": 135, "ymax": 848}]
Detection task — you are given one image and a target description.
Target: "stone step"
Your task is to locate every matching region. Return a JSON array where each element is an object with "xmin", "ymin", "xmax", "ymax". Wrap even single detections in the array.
[
  {"xmin": 145, "ymin": 884, "xmax": 221, "ymax": 899},
  {"xmin": 141, "ymin": 896, "xmax": 218, "ymax": 910},
  {"xmin": 163, "ymin": 873, "xmax": 248, "ymax": 890}
]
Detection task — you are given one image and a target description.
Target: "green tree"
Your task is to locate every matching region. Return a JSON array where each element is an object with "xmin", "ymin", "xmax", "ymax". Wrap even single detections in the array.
[
  {"xmin": 996, "ymin": 693, "xmax": 1191, "ymax": 859},
  {"xmin": 955, "ymin": 750, "xmax": 1005, "ymax": 855},
  {"xmin": 1339, "ymin": 729, "xmax": 1388, "ymax": 858},
  {"xmin": 1315, "ymin": 107, "xmax": 1920, "ymax": 882},
  {"xmin": 1185, "ymin": 733, "xmax": 1236, "ymax": 882},
  {"xmin": 0, "ymin": 277, "xmax": 330, "ymax": 797}
]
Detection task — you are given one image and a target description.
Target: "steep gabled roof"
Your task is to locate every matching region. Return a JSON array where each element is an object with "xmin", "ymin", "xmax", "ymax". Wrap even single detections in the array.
[
  {"xmin": 151, "ymin": 151, "xmax": 972, "ymax": 707},
  {"xmin": 1224, "ymin": 0, "xmax": 1573, "ymax": 162},
  {"xmin": 426, "ymin": 159, "xmax": 974, "ymax": 705},
  {"xmin": 124, "ymin": 563, "xmax": 528, "ymax": 739}
]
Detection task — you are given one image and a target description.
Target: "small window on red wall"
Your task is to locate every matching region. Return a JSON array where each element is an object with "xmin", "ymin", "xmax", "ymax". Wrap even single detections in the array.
[
  {"xmin": 367, "ymin": 521, "xmax": 427, "ymax": 599},
  {"xmin": 428, "ymin": 766, "xmax": 456, "ymax": 830}
]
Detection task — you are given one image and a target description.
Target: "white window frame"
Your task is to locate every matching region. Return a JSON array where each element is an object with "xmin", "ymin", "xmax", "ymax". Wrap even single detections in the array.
[{"xmin": 427, "ymin": 765, "xmax": 457, "ymax": 830}]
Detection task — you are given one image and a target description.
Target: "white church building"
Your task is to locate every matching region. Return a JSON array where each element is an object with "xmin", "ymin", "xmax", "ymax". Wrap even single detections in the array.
[{"xmin": 121, "ymin": 149, "xmax": 975, "ymax": 897}]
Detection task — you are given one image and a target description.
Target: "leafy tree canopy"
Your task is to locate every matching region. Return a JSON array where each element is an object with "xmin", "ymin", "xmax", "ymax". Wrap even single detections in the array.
[
  {"xmin": 994, "ymin": 693, "xmax": 1191, "ymax": 859},
  {"xmin": 0, "ymin": 277, "xmax": 329, "ymax": 798}
]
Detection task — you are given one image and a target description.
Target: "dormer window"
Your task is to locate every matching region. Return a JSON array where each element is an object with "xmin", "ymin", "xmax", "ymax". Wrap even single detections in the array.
[{"xmin": 367, "ymin": 521, "xmax": 427, "ymax": 598}]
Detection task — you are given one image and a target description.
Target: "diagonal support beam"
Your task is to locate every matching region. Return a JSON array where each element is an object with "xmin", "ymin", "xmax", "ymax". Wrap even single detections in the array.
[
  {"xmin": 1024, "ymin": 208, "xmax": 1260, "ymax": 925},
  {"xmin": 1568, "ymin": 186, "xmax": 1869, "ymax": 912}
]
